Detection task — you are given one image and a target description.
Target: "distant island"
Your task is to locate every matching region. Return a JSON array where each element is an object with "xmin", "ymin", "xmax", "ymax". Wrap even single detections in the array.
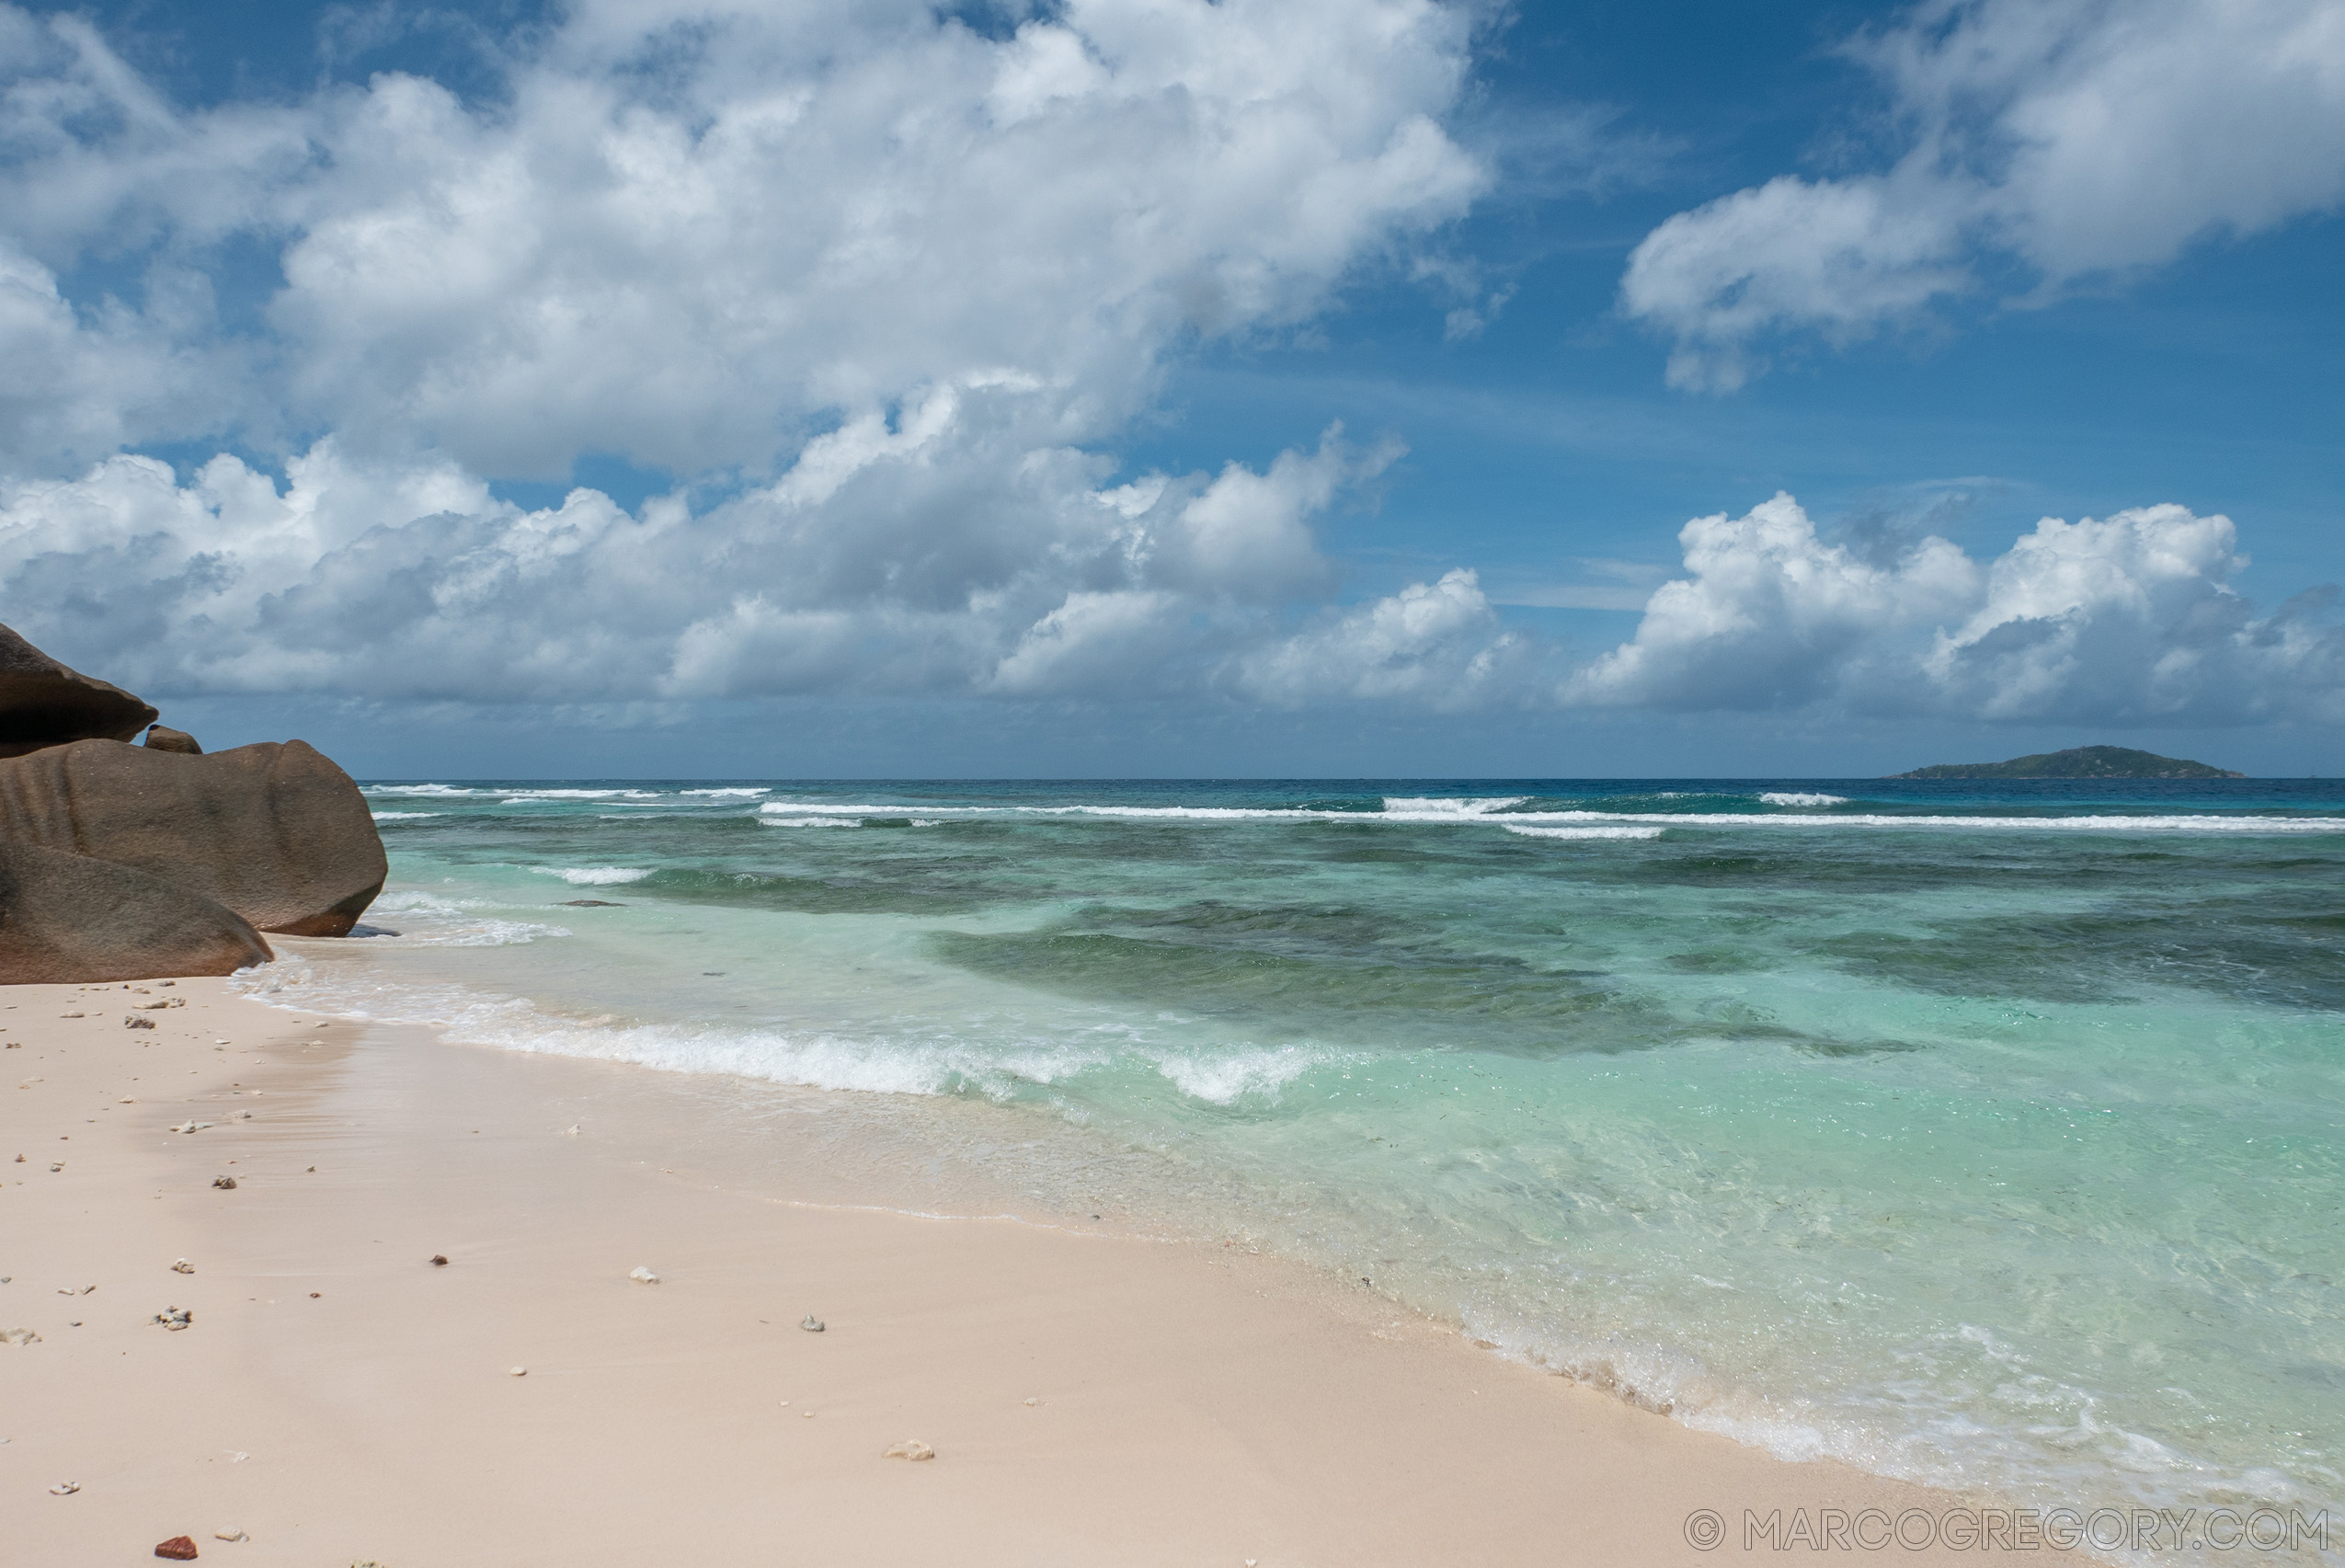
[{"xmin": 1889, "ymin": 745, "xmax": 2246, "ymax": 780}]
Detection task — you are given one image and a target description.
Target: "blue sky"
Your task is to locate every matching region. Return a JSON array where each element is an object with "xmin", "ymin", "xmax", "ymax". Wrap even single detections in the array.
[{"xmin": 3, "ymin": 0, "xmax": 2340, "ymax": 776}]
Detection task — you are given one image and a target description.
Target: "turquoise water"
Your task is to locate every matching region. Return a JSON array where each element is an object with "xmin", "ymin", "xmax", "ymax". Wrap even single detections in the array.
[{"xmin": 246, "ymin": 779, "xmax": 2345, "ymax": 1538}]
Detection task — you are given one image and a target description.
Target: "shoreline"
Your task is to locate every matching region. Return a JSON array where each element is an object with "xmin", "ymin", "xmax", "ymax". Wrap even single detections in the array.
[{"xmin": 6, "ymin": 972, "xmax": 2092, "ymax": 1565}]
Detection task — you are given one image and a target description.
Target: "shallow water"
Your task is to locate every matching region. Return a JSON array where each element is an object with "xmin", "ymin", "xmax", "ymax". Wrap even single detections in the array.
[{"xmin": 245, "ymin": 777, "xmax": 2345, "ymax": 1546}]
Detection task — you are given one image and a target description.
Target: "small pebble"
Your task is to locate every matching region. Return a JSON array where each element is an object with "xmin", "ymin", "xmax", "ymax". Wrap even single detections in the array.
[
  {"xmin": 429, "ymin": 1254, "xmax": 448, "ymax": 1266},
  {"xmin": 214, "ymin": 1528, "xmax": 246, "ymax": 1541},
  {"xmin": 154, "ymin": 1536, "xmax": 200, "ymax": 1561},
  {"xmin": 49, "ymin": 1480, "xmax": 79, "ymax": 1494},
  {"xmin": 629, "ymin": 1265, "xmax": 659, "ymax": 1285},
  {"xmin": 212, "ymin": 1175, "xmax": 236, "ymax": 1189},
  {"xmin": 509, "ymin": 1366, "xmax": 527, "ymax": 1377},
  {"xmin": 172, "ymin": 1259, "xmax": 195, "ymax": 1274},
  {"xmin": 1024, "ymin": 1397, "xmax": 1038, "ymax": 1406},
  {"xmin": 799, "ymin": 1314, "xmax": 824, "ymax": 1333},
  {"xmin": 882, "ymin": 1439, "xmax": 935, "ymax": 1460}
]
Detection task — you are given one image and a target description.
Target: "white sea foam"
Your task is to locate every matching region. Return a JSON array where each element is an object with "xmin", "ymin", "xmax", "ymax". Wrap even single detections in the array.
[
  {"xmin": 1758, "ymin": 792, "xmax": 1847, "ymax": 807},
  {"xmin": 341, "ymin": 890, "xmax": 568, "ymax": 946},
  {"xmin": 532, "ymin": 866, "xmax": 653, "ymax": 886},
  {"xmin": 1154, "ymin": 1045, "xmax": 1333, "ymax": 1104},
  {"xmin": 751, "ymin": 797, "xmax": 2337, "ymax": 834},
  {"xmin": 371, "ymin": 812, "xmax": 440, "ymax": 820},
  {"xmin": 364, "ymin": 784, "xmax": 477, "ymax": 796},
  {"xmin": 1502, "ymin": 825, "xmax": 1666, "ymax": 841},
  {"xmin": 1509, "ymin": 810, "xmax": 2339, "ymax": 833},
  {"xmin": 758, "ymin": 815, "xmax": 863, "ymax": 828},
  {"xmin": 1379, "ymin": 795, "xmax": 1530, "ymax": 816},
  {"xmin": 231, "ymin": 959, "xmax": 1325, "ymax": 1112},
  {"xmin": 500, "ymin": 788, "xmax": 659, "ymax": 802},
  {"xmin": 682, "ymin": 786, "xmax": 771, "ymax": 797}
]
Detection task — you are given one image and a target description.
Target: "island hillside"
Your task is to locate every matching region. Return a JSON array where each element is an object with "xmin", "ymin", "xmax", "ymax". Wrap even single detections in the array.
[{"xmin": 1889, "ymin": 745, "xmax": 2245, "ymax": 780}]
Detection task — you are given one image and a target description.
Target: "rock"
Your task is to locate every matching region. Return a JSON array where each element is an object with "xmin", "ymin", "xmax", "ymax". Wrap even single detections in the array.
[
  {"xmin": 800, "ymin": 1314, "xmax": 825, "ymax": 1333},
  {"xmin": 213, "ymin": 1528, "xmax": 246, "ymax": 1542},
  {"xmin": 2, "ymin": 1327, "xmax": 40, "ymax": 1345},
  {"xmin": 212, "ymin": 1175, "xmax": 236, "ymax": 1189},
  {"xmin": 126, "ymin": 1015, "xmax": 155, "ymax": 1028},
  {"xmin": 881, "ymin": 1439, "xmax": 935, "ymax": 1460},
  {"xmin": 429, "ymin": 1254, "xmax": 448, "ymax": 1266},
  {"xmin": 154, "ymin": 1536, "xmax": 200, "ymax": 1560},
  {"xmin": 172, "ymin": 1259, "xmax": 195, "ymax": 1274},
  {"xmin": 153, "ymin": 1305, "xmax": 192, "ymax": 1330},
  {"xmin": 0, "ymin": 843, "xmax": 273, "ymax": 986},
  {"xmin": 143, "ymin": 725, "xmax": 202, "ymax": 755},
  {"xmin": 629, "ymin": 1265, "xmax": 660, "ymax": 1284},
  {"xmin": 0, "ymin": 739, "xmax": 385, "ymax": 935},
  {"xmin": 0, "ymin": 624, "xmax": 156, "ymax": 758},
  {"xmin": 558, "ymin": 898, "xmax": 623, "ymax": 907}
]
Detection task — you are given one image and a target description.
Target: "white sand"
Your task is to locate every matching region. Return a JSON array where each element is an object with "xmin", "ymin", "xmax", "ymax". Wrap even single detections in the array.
[{"xmin": 1, "ymin": 976, "xmax": 2091, "ymax": 1565}]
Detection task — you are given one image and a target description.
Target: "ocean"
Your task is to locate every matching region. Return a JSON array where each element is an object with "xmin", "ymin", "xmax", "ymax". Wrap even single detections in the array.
[{"xmin": 244, "ymin": 777, "xmax": 2345, "ymax": 1539}]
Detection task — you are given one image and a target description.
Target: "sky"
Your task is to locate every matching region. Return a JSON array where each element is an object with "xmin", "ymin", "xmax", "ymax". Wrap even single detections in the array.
[{"xmin": 2, "ymin": 0, "xmax": 2340, "ymax": 778}]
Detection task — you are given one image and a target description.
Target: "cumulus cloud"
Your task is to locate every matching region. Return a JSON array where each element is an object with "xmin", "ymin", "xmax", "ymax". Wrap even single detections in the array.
[
  {"xmin": 1232, "ymin": 568, "xmax": 1543, "ymax": 707},
  {"xmin": 6, "ymin": 1, "xmax": 2336, "ymax": 731},
  {"xmin": 0, "ymin": 0, "xmax": 1530, "ymax": 708},
  {"xmin": 0, "ymin": 0, "xmax": 1484, "ymax": 475},
  {"xmin": 0, "ymin": 415, "xmax": 1427, "ymax": 704},
  {"xmin": 1570, "ymin": 493, "xmax": 2345, "ymax": 724},
  {"xmin": 1621, "ymin": 0, "xmax": 2345, "ymax": 388}
]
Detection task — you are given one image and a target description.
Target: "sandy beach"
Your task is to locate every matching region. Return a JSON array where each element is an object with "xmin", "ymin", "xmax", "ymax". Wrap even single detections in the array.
[{"xmin": 5, "ymin": 969, "xmax": 2090, "ymax": 1567}]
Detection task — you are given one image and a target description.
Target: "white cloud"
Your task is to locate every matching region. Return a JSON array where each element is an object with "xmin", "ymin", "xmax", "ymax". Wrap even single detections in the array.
[
  {"xmin": 1569, "ymin": 493, "xmax": 2345, "ymax": 724},
  {"xmin": 6, "ymin": 1, "xmax": 2337, "ymax": 733},
  {"xmin": 1621, "ymin": 0, "xmax": 2345, "ymax": 388},
  {"xmin": 1233, "ymin": 568, "xmax": 1539, "ymax": 707},
  {"xmin": 0, "ymin": 0, "xmax": 1518, "ymax": 709},
  {"xmin": 0, "ymin": 416, "xmax": 1413, "ymax": 705},
  {"xmin": 0, "ymin": 0, "xmax": 1484, "ymax": 475}
]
